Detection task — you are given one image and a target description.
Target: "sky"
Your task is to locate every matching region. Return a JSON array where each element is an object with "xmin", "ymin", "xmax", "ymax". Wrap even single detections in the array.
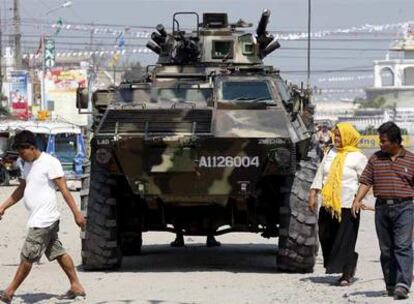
[
  {"xmin": 4, "ymin": 0, "xmax": 414, "ymax": 99},
  {"xmin": 17, "ymin": 0, "xmax": 414, "ymax": 31}
]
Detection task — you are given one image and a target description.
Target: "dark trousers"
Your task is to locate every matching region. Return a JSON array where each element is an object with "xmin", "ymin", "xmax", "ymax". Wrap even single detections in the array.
[
  {"xmin": 318, "ymin": 207, "xmax": 360, "ymax": 275},
  {"xmin": 375, "ymin": 200, "xmax": 413, "ymax": 291}
]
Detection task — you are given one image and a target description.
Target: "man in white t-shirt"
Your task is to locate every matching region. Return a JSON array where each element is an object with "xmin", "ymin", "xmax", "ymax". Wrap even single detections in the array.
[{"xmin": 0, "ymin": 130, "xmax": 86, "ymax": 303}]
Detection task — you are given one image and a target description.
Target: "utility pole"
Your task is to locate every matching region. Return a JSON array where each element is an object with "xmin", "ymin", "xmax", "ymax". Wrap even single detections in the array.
[
  {"xmin": 306, "ymin": 0, "xmax": 311, "ymax": 89},
  {"xmin": 13, "ymin": 0, "xmax": 22, "ymax": 70},
  {"xmin": 0, "ymin": 3, "xmax": 3, "ymax": 94}
]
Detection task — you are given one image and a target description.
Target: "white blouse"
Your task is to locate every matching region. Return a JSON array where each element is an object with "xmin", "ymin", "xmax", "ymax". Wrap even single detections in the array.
[{"xmin": 310, "ymin": 148, "xmax": 368, "ymax": 208}]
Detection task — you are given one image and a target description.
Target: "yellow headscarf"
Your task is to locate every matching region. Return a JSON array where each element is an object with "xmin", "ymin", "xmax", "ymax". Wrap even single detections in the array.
[{"xmin": 321, "ymin": 122, "xmax": 361, "ymax": 221}]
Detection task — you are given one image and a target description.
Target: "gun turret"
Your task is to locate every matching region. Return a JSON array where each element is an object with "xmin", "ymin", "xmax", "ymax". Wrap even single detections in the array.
[{"xmin": 146, "ymin": 10, "xmax": 278, "ymax": 64}]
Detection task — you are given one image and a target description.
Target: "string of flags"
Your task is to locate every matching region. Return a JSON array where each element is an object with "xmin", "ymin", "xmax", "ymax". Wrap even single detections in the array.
[
  {"xmin": 54, "ymin": 17, "xmax": 64, "ymax": 36},
  {"xmin": 50, "ymin": 22, "xmax": 151, "ymax": 38},
  {"xmin": 22, "ymin": 47, "xmax": 154, "ymax": 60},
  {"xmin": 109, "ymin": 29, "xmax": 128, "ymax": 67},
  {"xmin": 22, "ymin": 19, "xmax": 413, "ymax": 71},
  {"xmin": 47, "ymin": 20, "xmax": 414, "ymax": 40},
  {"xmin": 318, "ymin": 75, "xmax": 374, "ymax": 83}
]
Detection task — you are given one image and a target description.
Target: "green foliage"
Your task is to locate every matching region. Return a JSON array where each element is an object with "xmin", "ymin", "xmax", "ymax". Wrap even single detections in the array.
[
  {"xmin": 358, "ymin": 96, "xmax": 387, "ymax": 109},
  {"xmin": 0, "ymin": 93, "xmax": 9, "ymax": 116},
  {"xmin": 360, "ymin": 125, "xmax": 377, "ymax": 135}
]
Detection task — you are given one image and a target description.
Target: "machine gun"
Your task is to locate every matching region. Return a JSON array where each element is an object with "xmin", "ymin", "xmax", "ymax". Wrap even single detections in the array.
[
  {"xmin": 172, "ymin": 31, "xmax": 200, "ymax": 64},
  {"xmin": 147, "ymin": 23, "xmax": 200, "ymax": 64},
  {"xmin": 146, "ymin": 24, "xmax": 168, "ymax": 55},
  {"xmin": 256, "ymin": 9, "xmax": 280, "ymax": 58}
]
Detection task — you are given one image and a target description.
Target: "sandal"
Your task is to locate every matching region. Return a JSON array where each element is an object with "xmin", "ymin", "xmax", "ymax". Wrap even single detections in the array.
[
  {"xmin": 0, "ymin": 291, "xmax": 13, "ymax": 304},
  {"xmin": 337, "ymin": 276, "xmax": 353, "ymax": 287},
  {"xmin": 57, "ymin": 290, "xmax": 86, "ymax": 300}
]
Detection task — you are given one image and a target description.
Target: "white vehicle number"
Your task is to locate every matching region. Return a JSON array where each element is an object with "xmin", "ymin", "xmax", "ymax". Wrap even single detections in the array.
[{"xmin": 198, "ymin": 156, "xmax": 260, "ymax": 168}]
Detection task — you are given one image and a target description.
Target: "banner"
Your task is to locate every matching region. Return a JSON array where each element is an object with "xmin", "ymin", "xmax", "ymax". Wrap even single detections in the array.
[
  {"xmin": 45, "ymin": 68, "xmax": 87, "ymax": 91},
  {"xmin": 9, "ymin": 70, "xmax": 30, "ymax": 120},
  {"xmin": 44, "ymin": 38, "xmax": 56, "ymax": 69},
  {"xmin": 44, "ymin": 68, "xmax": 88, "ymax": 126},
  {"xmin": 359, "ymin": 135, "xmax": 412, "ymax": 148}
]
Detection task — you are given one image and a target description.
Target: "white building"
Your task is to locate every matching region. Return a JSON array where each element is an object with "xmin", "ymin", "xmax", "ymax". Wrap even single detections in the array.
[
  {"xmin": 313, "ymin": 100, "xmax": 357, "ymax": 121},
  {"xmin": 338, "ymin": 107, "xmax": 414, "ymax": 134},
  {"xmin": 365, "ymin": 24, "xmax": 414, "ymax": 105}
]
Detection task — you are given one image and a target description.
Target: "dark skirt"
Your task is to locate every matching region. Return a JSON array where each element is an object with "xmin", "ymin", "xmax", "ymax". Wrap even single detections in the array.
[{"xmin": 318, "ymin": 207, "xmax": 360, "ymax": 274}]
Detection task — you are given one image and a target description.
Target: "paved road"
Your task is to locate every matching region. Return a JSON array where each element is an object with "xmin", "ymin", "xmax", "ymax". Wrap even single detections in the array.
[{"xmin": 0, "ymin": 186, "xmax": 411, "ymax": 304}]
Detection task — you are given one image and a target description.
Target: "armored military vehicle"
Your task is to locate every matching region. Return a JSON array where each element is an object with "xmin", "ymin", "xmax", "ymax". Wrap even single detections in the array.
[{"xmin": 77, "ymin": 9, "xmax": 318, "ymax": 273}]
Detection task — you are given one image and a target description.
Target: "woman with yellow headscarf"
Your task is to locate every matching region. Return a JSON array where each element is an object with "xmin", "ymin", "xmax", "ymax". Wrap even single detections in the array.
[{"xmin": 308, "ymin": 122, "xmax": 368, "ymax": 286}]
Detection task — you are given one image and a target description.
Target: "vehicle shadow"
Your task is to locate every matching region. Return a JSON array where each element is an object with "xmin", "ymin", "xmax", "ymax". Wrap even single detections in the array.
[{"xmin": 78, "ymin": 243, "xmax": 281, "ymax": 274}]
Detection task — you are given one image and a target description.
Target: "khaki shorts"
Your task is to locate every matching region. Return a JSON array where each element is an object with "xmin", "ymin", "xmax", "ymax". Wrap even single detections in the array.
[{"xmin": 21, "ymin": 221, "xmax": 66, "ymax": 263}]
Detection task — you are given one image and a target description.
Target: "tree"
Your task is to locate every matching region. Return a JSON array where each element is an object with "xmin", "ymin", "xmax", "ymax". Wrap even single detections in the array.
[
  {"xmin": 358, "ymin": 96, "xmax": 387, "ymax": 109},
  {"xmin": 0, "ymin": 93, "xmax": 9, "ymax": 117}
]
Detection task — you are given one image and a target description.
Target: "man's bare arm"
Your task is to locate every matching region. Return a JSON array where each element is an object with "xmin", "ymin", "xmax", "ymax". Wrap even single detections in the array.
[
  {"xmin": 351, "ymin": 184, "xmax": 371, "ymax": 218},
  {"xmin": 0, "ymin": 180, "xmax": 26, "ymax": 220},
  {"xmin": 54, "ymin": 177, "xmax": 86, "ymax": 229},
  {"xmin": 308, "ymin": 188, "xmax": 320, "ymax": 213}
]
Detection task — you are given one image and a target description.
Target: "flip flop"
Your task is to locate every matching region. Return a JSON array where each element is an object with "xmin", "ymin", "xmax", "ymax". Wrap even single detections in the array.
[
  {"xmin": 57, "ymin": 290, "xmax": 86, "ymax": 300},
  {"xmin": 0, "ymin": 291, "xmax": 12, "ymax": 304},
  {"xmin": 338, "ymin": 277, "xmax": 353, "ymax": 286}
]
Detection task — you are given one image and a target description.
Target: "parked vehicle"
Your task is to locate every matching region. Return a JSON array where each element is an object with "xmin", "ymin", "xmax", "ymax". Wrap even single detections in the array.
[{"xmin": 0, "ymin": 120, "xmax": 87, "ymax": 189}]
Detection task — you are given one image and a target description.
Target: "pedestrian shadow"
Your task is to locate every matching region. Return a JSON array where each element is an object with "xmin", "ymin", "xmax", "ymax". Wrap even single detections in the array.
[
  {"xmin": 301, "ymin": 275, "xmax": 361, "ymax": 286},
  {"xmin": 77, "ymin": 243, "xmax": 281, "ymax": 274},
  {"xmin": 300, "ymin": 275, "xmax": 338, "ymax": 285},
  {"xmin": 16, "ymin": 292, "xmax": 59, "ymax": 303},
  {"xmin": 95, "ymin": 300, "xmax": 197, "ymax": 304},
  {"xmin": 347, "ymin": 290, "xmax": 386, "ymax": 298}
]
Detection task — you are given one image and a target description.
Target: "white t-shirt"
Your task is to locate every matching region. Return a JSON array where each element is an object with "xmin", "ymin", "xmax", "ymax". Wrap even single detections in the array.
[
  {"xmin": 310, "ymin": 148, "xmax": 368, "ymax": 209},
  {"xmin": 22, "ymin": 152, "xmax": 64, "ymax": 228}
]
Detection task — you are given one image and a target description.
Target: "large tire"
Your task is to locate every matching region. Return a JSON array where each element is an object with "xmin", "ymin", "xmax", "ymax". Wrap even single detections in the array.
[
  {"xmin": 80, "ymin": 159, "xmax": 122, "ymax": 270},
  {"xmin": 277, "ymin": 158, "xmax": 318, "ymax": 273}
]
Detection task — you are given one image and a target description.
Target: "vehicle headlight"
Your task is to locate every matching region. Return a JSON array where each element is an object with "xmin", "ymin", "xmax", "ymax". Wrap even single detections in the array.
[{"xmin": 95, "ymin": 148, "xmax": 112, "ymax": 165}]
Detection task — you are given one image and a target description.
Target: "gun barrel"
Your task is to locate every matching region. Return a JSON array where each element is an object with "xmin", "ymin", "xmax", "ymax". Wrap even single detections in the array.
[
  {"xmin": 261, "ymin": 39, "xmax": 280, "ymax": 58},
  {"xmin": 256, "ymin": 9, "xmax": 271, "ymax": 37},
  {"xmin": 151, "ymin": 32, "xmax": 165, "ymax": 45},
  {"xmin": 146, "ymin": 41, "xmax": 161, "ymax": 54},
  {"xmin": 156, "ymin": 24, "xmax": 168, "ymax": 37}
]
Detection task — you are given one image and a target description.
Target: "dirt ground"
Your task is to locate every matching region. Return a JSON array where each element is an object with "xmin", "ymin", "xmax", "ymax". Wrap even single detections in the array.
[{"xmin": 0, "ymin": 186, "xmax": 412, "ymax": 304}]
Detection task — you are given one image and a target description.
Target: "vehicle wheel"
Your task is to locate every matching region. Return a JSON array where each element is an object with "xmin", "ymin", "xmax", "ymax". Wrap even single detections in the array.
[
  {"xmin": 277, "ymin": 158, "xmax": 318, "ymax": 273},
  {"xmin": 80, "ymin": 158, "xmax": 122, "ymax": 270},
  {"xmin": 0, "ymin": 165, "xmax": 10, "ymax": 186}
]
